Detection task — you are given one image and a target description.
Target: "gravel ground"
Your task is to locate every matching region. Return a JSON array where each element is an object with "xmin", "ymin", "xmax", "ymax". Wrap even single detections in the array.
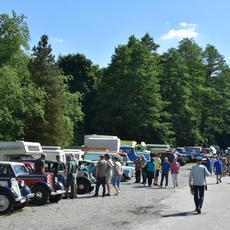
[{"xmin": 0, "ymin": 164, "xmax": 193, "ymax": 230}]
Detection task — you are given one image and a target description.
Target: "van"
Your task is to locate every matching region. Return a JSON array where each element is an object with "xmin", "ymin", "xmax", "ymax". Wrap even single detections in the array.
[
  {"xmin": 0, "ymin": 141, "xmax": 42, "ymax": 161},
  {"xmin": 42, "ymin": 146, "xmax": 66, "ymax": 163},
  {"xmin": 63, "ymin": 149, "xmax": 84, "ymax": 161}
]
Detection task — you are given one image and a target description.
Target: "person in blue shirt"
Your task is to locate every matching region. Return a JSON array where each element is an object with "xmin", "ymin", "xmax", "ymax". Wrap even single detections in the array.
[
  {"xmin": 160, "ymin": 157, "xmax": 171, "ymax": 188},
  {"xmin": 213, "ymin": 157, "xmax": 223, "ymax": 184},
  {"xmin": 146, "ymin": 158, "xmax": 156, "ymax": 187}
]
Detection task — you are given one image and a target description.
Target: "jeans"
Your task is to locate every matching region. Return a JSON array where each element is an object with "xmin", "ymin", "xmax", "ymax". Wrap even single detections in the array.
[
  {"xmin": 147, "ymin": 171, "xmax": 154, "ymax": 186},
  {"xmin": 95, "ymin": 176, "xmax": 106, "ymax": 196},
  {"xmin": 142, "ymin": 171, "xmax": 147, "ymax": 184},
  {"xmin": 193, "ymin": 186, "xmax": 205, "ymax": 209},
  {"xmin": 112, "ymin": 175, "xmax": 121, "ymax": 189},
  {"xmin": 160, "ymin": 171, "xmax": 169, "ymax": 187},
  {"xmin": 135, "ymin": 170, "xmax": 141, "ymax": 183}
]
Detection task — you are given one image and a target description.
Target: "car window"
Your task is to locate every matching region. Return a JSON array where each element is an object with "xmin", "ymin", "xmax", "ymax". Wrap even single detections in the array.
[
  {"xmin": 0, "ymin": 165, "xmax": 14, "ymax": 177},
  {"xmin": 13, "ymin": 165, "xmax": 29, "ymax": 176}
]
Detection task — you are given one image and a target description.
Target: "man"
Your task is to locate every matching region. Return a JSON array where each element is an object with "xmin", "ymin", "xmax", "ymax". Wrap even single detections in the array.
[
  {"xmin": 213, "ymin": 156, "xmax": 223, "ymax": 184},
  {"xmin": 160, "ymin": 157, "xmax": 171, "ymax": 188},
  {"xmin": 52, "ymin": 155, "xmax": 66, "ymax": 185},
  {"xmin": 189, "ymin": 156, "xmax": 210, "ymax": 214},
  {"xmin": 146, "ymin": 158, "xmax": 156, "ymax": 187},
  {"xmin": 154, "ymin": 153, "xmax": 161, "ymax": 186},
  {"xmin": 94, "ymin": 155, "xmax": 107, "ymax": 197},
  {"xmin": 65, "ymin": 154, "xmax": 78, "ymax": 199},
  {"xmin": 34, "ymin": 153, "xmax": 47, "ymax": 174},
  {"xmin": 112, "ymin": 156, "xmax": 123, "ymax": 195},
  {"xmin": 134, "ymin": 157, "xmax": 141, "ymax": 183}
]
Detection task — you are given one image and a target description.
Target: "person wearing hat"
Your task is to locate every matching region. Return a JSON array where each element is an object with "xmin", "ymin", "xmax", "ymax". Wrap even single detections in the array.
[
  {"xmin": 34, "ymin": 153, "xmax": 47, "ymax": 174},
  {"xmin": 189, "ymin": 156, "xmax": 210, "ymax": 214}
]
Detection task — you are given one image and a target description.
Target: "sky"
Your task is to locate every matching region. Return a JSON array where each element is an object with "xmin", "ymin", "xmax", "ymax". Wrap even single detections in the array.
[{"xmin": 1, "ymin": 0, "xmax": 230, "ymax": 67}]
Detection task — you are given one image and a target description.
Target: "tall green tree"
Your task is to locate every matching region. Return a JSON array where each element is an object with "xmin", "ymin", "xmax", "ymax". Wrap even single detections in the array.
[
  {"xmin": 58, "ymin": 54, "xmax": 101, "ymax": 144},
  {"xmin": 92, "ymin": 34, "xmax": 172, "ymax": 143}
]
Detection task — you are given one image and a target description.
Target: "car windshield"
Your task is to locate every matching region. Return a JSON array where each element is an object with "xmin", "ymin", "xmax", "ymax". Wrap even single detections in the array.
[{"xmin": 13, "ymin": 165, "xmax": 29, "ymax": 176}]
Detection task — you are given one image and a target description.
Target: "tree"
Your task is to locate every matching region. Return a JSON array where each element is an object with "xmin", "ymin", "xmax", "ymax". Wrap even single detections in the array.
[
  {"xmin": 27, "ymin": 35, "xmax": 67, "ymax": 145},
  {"xmin": 92, "ymin": 34, "xmax": 173, "ymax": 143},
  {"xmin": 58, "ymin": 54, "xmax": 101, "ymax": 144}
]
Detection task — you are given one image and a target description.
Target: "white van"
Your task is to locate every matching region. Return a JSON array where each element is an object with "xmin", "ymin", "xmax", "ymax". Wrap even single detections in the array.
[
  {"xmin": 0, "ymin": 141, "xmax": 42, "ymax": 161},
  {"xmin": 42, "ymin": 146, "xmax": 66, "ymax": 163},
  {"xmin": 63, "ymin": 149, "xmax": 84, "ymax": 161}
]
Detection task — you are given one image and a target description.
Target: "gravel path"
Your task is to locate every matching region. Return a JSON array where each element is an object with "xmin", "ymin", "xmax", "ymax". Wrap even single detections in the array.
[{"xmin": 0, "ymin": 164, "xmax": 192, "ymax": 230}]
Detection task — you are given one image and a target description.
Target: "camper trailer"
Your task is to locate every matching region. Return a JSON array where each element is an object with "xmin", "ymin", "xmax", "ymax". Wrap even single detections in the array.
[
  {"xmin": 42, "ymin": 146, "xmax": 66, "ymax": 163},
  {"xmin": 0, "ymin": 141, "xmax": 42, "ymax": 161}
]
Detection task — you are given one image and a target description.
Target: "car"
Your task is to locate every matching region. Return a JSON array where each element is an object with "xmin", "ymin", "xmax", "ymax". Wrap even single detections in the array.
[
  {"xmin": 11, "ymin": 161, "xmax": 65, "ymax": 205},
  {"xmin": 0, "ymin": 162, "xmax": 34, "ymax": 214}
]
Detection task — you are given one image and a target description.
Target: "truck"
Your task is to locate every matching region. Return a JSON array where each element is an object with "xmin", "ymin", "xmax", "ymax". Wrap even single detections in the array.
[
  {"xmin": 0, "ymin": 141, "xmax": 42, "ymax": 161},
  {"xmin": 84, "ymin": 134, "xmax": 121, "ymax": 152}
]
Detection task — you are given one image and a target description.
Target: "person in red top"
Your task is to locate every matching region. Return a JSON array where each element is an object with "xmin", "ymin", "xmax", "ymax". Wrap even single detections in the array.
[
  {"xmin": 134, "ymin": 157, "xmax": 141, "ymax": 183},
  {"xmin": 171, "ymin": 158, "xmax": 180, "ymax": 188}
]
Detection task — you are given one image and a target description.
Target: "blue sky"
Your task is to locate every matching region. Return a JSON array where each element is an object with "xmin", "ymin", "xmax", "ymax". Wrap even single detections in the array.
[{"xmin": 1, "ymin": 0, "xmax": 230, "ymax": 67}]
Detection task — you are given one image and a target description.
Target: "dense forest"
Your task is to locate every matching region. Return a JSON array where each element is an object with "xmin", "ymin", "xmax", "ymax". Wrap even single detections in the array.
[{"xmin": 1, "ymin": 11, "xmax": 230, "ymax": 148}]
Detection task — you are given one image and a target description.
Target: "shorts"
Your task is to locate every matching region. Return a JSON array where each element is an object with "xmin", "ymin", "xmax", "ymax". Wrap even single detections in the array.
[{"xmin": 155, "ymin": 169, "xmax": 160, "ymax": 177}]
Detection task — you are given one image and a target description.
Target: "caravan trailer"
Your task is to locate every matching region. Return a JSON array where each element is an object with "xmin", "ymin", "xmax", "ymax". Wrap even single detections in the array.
[{"xmin": 0, "ymin": 141, "xmax": 42, "ymax": 161}]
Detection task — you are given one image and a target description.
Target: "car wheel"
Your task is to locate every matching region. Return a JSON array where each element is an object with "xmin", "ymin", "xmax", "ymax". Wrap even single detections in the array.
[
  {"xmin": 49, "ymin": 194, "xmax": 62, "ymax": 203},
  {"xmin": 0, "ymin": 192, "xmax": 13, "ymax": 214},
  {"xmin": 31, "ymin": 186, "xmax": 49, "ymax": 205},
  {"xmin": 77, "ymin": 178, "xmax": 90, "ymax": 194}
]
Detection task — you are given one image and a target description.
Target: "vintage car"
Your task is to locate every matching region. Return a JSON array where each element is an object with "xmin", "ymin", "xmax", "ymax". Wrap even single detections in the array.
[
  {"xmin": 6, "ymin": 161, "xmax": 65, "ymax": 205},
  {"xmin": 0, "ymin": 162, "xmax": 34, "ymax": 214}
]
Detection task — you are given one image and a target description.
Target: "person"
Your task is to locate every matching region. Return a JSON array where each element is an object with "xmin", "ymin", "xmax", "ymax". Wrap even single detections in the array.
[
  {"xmin": 65, "ymin": 154, "xmax": 78, "ymax": 199},
  {"xmin": 104, "ymin": 154, "xmax": 113, "ymax": 196},
  {"xmin": 134, "ymin": 157, "xmax": 141, "ymax": 183},
  {"xmin": 34, "ymin": 153, "xmax": 47, "ymax": 174},
  {"xmin": 171, "ymin": 158, "xmax": 180, "ymax": 188},
  {"xmin": 146, "ymin": 158, "xmax": 156, "ymax": 187},
  {"xmin": 52, "ymin": 155, "xmax": 66, "ymax": 185},
  {"xmin": 112, "ymin": 156, "xmax": 123, "ymax": 195},
  {"xmin": 213, "ymin": 157, "xmax": 223, "ymax": 184},
  {"xmin": 140, "ymin": 155, "xmax": 147, "ymax": 185},
  {"xmin": 189, "ymin": 156, "xmax": 210, "ymax": 214},
  {"xmin": 160, "ymin": 157, "xmax": 171, "ymax": 188},
  {"xmin": 94, "ymin": 155, "xmax": 107, "ymax": 197},
  {"xmin": 154, "ymin": 153, "xmax": 161, "ymax": 186}
]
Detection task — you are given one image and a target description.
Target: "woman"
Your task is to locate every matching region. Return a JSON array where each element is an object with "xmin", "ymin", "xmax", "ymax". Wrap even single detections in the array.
[
  {"xmin": 104, "ymin": 154, "xmax": 113, "ymax": 196},
  {"xmin": 171, "ymin": 158, "xmax": 180, "ymax": 188},
  {"xmin": 112, "ymin": 156, "xmax": 123, "ymax": 195},
  {"xmin": 140, "ymin": 155, "xmax": 147, "ymax": 185}
]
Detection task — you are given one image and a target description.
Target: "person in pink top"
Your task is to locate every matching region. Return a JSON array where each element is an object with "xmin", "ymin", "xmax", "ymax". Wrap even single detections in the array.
[{"xmin": 171, "ymin": 158, "xmax": 180, "ymax": 188}]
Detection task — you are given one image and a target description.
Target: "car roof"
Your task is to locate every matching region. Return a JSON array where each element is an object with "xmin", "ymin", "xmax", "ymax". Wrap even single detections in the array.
[{"xmin": 0, "ymin": 161, "xmax": 25, "ymax": 166}]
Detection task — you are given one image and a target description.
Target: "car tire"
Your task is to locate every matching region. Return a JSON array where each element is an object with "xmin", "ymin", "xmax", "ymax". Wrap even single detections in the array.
[
  {"xmin": 49, "ymin": 194, "xmax": 62, "ymax": 203},
  {"xmin": 31, "ymin": 186, "xmax": 49, "ymax": 205},
  {"xmin": 0, "ymin": 192, "xmax": 13, "ymax": 214},
  {"xmin": 77, "ymin": 178, "xmax": 90, "ymax": 194}
]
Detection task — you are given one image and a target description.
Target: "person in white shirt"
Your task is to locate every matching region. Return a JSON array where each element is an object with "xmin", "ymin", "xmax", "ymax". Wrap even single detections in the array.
[
  {"xmin": 189, "ymin": 156, "xmax": 210, "ymax": 214},
  {"xmin": 104, "ymin": 153, "xmax": 114, "ymax": 196}
]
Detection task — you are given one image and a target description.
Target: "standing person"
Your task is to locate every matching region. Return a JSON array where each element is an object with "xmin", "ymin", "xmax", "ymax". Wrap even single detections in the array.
[
  {"xmin": 213, "ymin": 157, "xmax": 223, "ymax": 184},
  {"xmin": 94, "ymin": 155, "xmax": 107, "ymax": 197},
  {"xmin": 52, "ymin": 155, "xmax": 66, "ymax": 185},
  {"xmin": 154, "ymin": 153, "xmax": 161, "ymax": 186},
  {"xmin": 140, "ymin": 156, "xmax": 147, "ymax": 185},
  {"xmin": 160, "ymin": 157, "xmax": 171, "ymax": 188},
  {"xmin": 65, "ymin": 154, "xmax": 78, "ymax": 199},
  {"xmin": 134, "ymin": 157, "xmax": 141, "ymax": 183},
  {"xmin": 171, "ymin": 158, "xmax": 180, "ymax": 188},
  {"xmin": 146, "ymin": 158, "xmax": 156, "ymax": 187},
  {"xmin": 104, "ymin": 154, "xmax": 113, "ymax": 196},
  {"xmin": 189, "ymin": 156, "xmax": 210, "ymax": 214},
  {"xmin": 34, "ymin": 153, "xmax": 47, "ymax": 174},
  {"xmin": 112, "ymin": 156, "xmax": 123, "ymax": 195}
]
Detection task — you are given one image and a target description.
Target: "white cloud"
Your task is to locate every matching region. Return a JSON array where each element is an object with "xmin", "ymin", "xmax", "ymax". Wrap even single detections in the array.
[
  {"xmin": 179, "ymin": 22, "xmax": 197, "ymax": 27},
  {"xmin": 161, "ymin": 28, "xmax": 198, "ymax": 40},
  {"xmin": 51, "ymin": 37, "xmax": 64, "ymax": 43}
]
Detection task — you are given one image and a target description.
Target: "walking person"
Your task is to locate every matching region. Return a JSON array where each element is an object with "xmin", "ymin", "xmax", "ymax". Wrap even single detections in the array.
[
  {"xmin": 112, "ymin": 156, "xmax": 123, "ymax": 195},
  {"xmin": 146, "ymin": 158, "xmax": 156, "ymax": 187},
  {"xmin": 189, "ymin": 156, "xmax": 210, "ymax": 214},
  {"xmin": 160, "ymin": 157, "xmax": 171, "ymax": 188},
  {"xmin": 154, "ymin": 153, "xmax": 161, "ymax": 186},
  {"xmin": 94, "ymin": 155, "xmax": 107, "ymax": 197},
  {"xmin": 171, "ymin": 158, "xmax": 180, "ymax": 188},
  {"xmin": 104, "ymin": 154, "xmax": 113, "ymax": 196},
  {"xmin": 140, "ymin": 155, "xmax": 147, "ymax": 185},
  {"xmin": 65, "ymin": 154, "xmax": 78, "ymax": 199},
  {"xmin": 213, "ymin": 157, "xmax": 223, "ymax": 184},
  {"xmin": 134, "ymin": 157, "xmax": 141, "ymax": 183}
]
